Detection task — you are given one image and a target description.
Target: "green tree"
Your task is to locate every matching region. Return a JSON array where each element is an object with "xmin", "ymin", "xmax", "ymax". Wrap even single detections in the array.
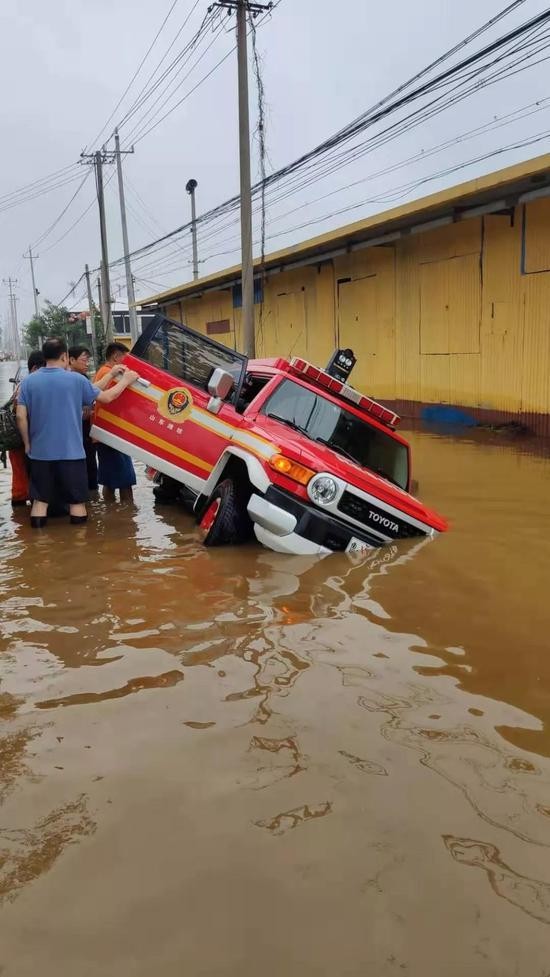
[{"xmin": 23, "ymin": 301, "xmax": 90, "ymax": 352}]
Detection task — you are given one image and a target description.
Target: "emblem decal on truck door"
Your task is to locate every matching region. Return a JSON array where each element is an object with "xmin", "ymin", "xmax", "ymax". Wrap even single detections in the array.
[{"xmin": 158, "ymin": 387, "xmax": 193, "ymax": 422}]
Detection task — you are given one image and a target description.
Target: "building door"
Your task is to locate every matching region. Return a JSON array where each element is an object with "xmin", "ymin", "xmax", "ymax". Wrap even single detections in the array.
[
  {"xmin": 274, "ymin": 290, "xmax": 307, "ymax": 359},
  {"xmin": 338, "ymin": 271, "xmax": 395, "ymax": 397}
]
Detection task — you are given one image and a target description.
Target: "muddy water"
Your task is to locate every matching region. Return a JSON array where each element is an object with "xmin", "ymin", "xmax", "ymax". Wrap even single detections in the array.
[{"xmin": 1, "ymin": 359, "xmax": 550, "ymax": 976}]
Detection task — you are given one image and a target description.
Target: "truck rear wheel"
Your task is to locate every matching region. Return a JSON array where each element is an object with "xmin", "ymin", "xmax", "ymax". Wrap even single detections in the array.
[{"xmin": 198, "ymin": 479, "xmax": 250, "ymax": 547}]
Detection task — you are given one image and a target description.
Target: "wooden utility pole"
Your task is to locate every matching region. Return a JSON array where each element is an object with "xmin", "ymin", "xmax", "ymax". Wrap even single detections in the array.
[{"xmin": 208, "ymin": 0, "xmax": 273, "ymax": 357}]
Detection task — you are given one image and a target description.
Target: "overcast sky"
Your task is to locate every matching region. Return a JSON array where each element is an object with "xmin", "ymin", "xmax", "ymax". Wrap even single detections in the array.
[{"xmin": 1, "ymin": 0, "xmax": 549, "ymax": 329}]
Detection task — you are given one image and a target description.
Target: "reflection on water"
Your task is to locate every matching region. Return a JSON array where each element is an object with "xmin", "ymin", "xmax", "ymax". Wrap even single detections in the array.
[{"xmin": 2, "ymin": 358, "xmax": 550, "ymax": 974}]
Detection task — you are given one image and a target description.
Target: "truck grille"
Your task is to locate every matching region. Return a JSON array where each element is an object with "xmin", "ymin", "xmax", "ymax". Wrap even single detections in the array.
[{"xmin": 337, "ymin": 491, "xmax": 425, "ymax": 539}]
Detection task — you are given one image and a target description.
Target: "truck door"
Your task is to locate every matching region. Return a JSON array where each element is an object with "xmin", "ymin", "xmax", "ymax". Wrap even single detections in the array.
[{"xmin": 91, "ymin": 315, "xmax": 248, "ymax": 494}]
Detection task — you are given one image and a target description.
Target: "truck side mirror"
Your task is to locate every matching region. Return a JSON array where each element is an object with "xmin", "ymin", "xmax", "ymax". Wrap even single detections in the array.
[{"xmin": 207, "ymin": 368, "xmax": 234, "ymax": 414}]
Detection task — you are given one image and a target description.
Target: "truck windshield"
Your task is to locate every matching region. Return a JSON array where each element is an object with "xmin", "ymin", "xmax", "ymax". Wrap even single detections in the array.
[{"xmin": 263, "ymin": 378, "xmax": 409, "ymax": 489}]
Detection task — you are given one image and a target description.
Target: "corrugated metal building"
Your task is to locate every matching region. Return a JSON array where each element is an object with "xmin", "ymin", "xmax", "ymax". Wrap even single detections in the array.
[{"xmin": 138, "ymin": 154, "xmax": 550, "ymax": 434}]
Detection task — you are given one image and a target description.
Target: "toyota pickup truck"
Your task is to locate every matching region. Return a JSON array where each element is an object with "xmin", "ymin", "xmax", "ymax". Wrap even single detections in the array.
[{"xmin": 91, "ymin": 314, "xmax": 448, "ymax": 555}]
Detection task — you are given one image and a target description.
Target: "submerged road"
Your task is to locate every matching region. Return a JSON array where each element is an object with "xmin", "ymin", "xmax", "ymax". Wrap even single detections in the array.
[{"xmin": 1, "ymin": 360, "xmax": 550, "ymax": 975}]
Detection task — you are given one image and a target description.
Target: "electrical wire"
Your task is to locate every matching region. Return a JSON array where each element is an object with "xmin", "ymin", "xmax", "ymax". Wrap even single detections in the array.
[
  {"xmin": 122, "ymin": 16, "xmax": 226, "ymax": 146},
  {"xmin": 32, "ymin": 170, "xmax": 92, "ymax": 249},
  {"xmin": 114, "ymin": 0, "xmax": 203, "ymax": 134},
  {"xmin": 87, "ymin": 0, "xmax": 184, "ymax": 149}
]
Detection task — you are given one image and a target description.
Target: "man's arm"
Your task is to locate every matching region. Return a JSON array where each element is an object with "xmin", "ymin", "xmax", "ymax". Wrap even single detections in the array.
[
  {"xmin": 94, "ymin": 365, "xmax": 127, "ymax": 392},
  {"xmin": 15, "ymin": 404, "xmax": 30, "ymax": 454},
  {"xmin": 96, "ymin": 370, "xmax": 138, "ymax": 405}
]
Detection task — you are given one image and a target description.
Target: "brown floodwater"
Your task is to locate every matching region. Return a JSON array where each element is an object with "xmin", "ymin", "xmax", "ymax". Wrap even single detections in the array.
[{"xmin": 1, "ymin": 359, "xmax": 550, "ymax": 976}]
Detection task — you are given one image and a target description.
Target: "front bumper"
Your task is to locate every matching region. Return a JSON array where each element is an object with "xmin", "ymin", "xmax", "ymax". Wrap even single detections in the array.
[{"xmin": 247, "ymin": 486, "xmax": 386, "ymax": 556}]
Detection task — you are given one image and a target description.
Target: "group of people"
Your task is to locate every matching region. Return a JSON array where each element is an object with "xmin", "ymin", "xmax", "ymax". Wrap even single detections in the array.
[{"xmin": 11, "ymin": 338, "xmax": 139, "ymax": 528}]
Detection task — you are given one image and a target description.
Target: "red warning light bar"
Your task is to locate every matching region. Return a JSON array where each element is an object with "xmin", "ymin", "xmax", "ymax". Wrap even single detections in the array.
[{"xmin": 289, "ymin": 357, "xmax": 400, "ymax": 428}]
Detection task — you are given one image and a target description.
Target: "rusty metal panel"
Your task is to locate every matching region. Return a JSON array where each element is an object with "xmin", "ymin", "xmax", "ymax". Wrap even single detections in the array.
[
  {"xmin": 524, "ymin": 198, "xmax": 550, "ymax": 274},
  {"xmin": 206, "ymin": 319, "xmax": 231, "ymax": 336}
]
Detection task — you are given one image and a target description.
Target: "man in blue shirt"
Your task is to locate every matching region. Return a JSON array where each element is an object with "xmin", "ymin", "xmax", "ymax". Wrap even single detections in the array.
[{"xmin": 16, "ymin": 337, "xmax": 137, "ymax": 528}]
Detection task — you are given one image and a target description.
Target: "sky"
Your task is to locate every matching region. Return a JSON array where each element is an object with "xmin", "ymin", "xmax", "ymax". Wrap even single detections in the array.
[{"xmin": 1, "ymin": 0, "xmax": 549, "ymax": 333}]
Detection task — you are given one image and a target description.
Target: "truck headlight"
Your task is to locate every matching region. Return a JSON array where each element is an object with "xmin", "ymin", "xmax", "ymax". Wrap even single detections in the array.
[{"xmin": 309, "ymin": 475, "xmax": 338, "ymax": 505}]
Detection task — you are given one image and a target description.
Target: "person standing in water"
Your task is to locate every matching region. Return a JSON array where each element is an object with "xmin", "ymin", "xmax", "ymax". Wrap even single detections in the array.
[
  {"xmin": 68, "ymin": 345, "xmax": 98, "ymax": 492},
  {"xmin": 93, "ymin": 342, "xmax": 137, "ymax": 502},
  {"xmin": 16, "ymin": 337, "xmax": 137, "ymax": 528}
]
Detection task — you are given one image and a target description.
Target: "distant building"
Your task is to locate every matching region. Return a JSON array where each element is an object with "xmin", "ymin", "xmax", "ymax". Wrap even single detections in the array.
[
  {"xmin": 111, "ymin": 310, "xmax": 156, "ymax": 342},
  {"xmin": 137, "ymin": 153, "xmax": 550, "ymax": 436},
  {"xmin": 70, "ymin": 310, "xmax": 156, "ymax": 350}
]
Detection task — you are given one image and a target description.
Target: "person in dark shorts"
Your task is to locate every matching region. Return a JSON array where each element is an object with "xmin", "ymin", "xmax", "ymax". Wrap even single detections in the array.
[
  {"xmin": 94, "ymin": 342, "xmax": 137, "ymax": 502},
  {"xmin": 16, "ymin": 337, "xmax": 137, "ymax": 529},
  {"xmin": 68, "ymin": 345, "xmax": 98, "ymax": 491}
]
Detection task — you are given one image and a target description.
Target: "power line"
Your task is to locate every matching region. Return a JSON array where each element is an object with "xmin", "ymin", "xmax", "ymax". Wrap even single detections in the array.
[
  {"xmin": 32, "ymin": 170, "xmax": 92, "ymax": 248},
  {"xmin": 0, "ymin": 163, "xmax": 80, "ymax": 207},
  {"xmin": 87, "ymin": 0, "xmax": 184, "ymax": 149},
  {"xmin": 105, "ymin": 8, "xmax": 550, "ymax": 275},
  {"xmin": 122, "ymin": 14, "xmax": 227, "ymax": 145},
  {"xmin": 115, "ymin": 0, "xmax": 204, "ymax": 134}
]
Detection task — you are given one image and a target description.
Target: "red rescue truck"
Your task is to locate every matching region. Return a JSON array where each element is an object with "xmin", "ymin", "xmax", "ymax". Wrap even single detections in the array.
[{"xmin": 91, "ymin": 314, "xmax": 448, "ymax": 556}]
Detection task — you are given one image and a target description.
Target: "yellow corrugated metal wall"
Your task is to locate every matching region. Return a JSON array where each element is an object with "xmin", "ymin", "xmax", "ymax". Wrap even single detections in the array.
[{"xmin": 161, "ymin": 196, "xmax": 550, "ymax": 421}]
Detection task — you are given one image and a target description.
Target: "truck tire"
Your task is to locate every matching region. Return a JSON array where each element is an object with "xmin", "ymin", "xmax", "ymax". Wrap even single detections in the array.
[{"xmin": 198, "ymin": 479, "xmax": 250, "ymax": 546}]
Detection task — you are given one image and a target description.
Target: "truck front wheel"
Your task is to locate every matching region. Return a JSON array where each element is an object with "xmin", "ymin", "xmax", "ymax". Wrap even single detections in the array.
[{"xmin": 198, "ymin": 479, "xmax": 250, "ymax": 546}]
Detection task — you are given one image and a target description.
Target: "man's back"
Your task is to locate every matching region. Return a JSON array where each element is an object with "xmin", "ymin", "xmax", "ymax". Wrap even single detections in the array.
[{"xmin": 19, "ymin": 367, "xmax": 97, "ymax": 461}]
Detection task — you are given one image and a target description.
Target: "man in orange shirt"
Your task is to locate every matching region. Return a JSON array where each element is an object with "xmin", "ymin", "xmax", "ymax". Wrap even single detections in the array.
[{"xmin": 94, "ymin": 342, "xmax": 136, "ymax": 502}]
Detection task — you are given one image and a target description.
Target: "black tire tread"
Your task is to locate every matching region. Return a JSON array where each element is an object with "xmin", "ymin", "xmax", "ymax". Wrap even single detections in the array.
[{"xmin": 202, "ymin": 479, "xmax": 250, "ymax": 547}]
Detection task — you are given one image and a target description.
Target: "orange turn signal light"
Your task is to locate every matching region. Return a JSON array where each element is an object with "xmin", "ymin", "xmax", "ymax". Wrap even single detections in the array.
[{"xmin": 269, "ymin": 454, "xmax": 315, "ymax": 486}]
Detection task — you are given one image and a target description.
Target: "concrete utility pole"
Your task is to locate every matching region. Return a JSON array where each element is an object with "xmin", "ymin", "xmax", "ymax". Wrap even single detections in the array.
[
  {"xmin": 114, "ymin": 128, "xmax": 139, "ymax": 345},
  {"xmin": 97, "ymin": 274, "xmax": 104, "ymax": 339},
  {"xmin": 3, "ymin": 277, "xmax": 20, "ymax": 361},
  {"xmin": 186, "ymin": 178, "xmax": 199, "ymax": 281},
  {"xmin": 208, "ymin": 0, "xmax": 273, "ymax": 357},
  {"xmin": 23, "ymin": 246, "xmax": 40, "ymax": 319},
  {"xmin": 96, "ymin": 152, "xmax": 113, "ymax": 343},
  {"xmin": 81, "ymin": 150, "xmax": 116, "ymax": 341},
  {"xmin": 85, "ymin": 263, "xmax": 98, "ymax": 365}
]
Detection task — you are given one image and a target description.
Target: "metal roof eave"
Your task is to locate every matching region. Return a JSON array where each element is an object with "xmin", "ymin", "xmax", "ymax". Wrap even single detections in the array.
[{"xmin": 135, "ymin": 151, "xmax": 550, "ymax": 309}]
